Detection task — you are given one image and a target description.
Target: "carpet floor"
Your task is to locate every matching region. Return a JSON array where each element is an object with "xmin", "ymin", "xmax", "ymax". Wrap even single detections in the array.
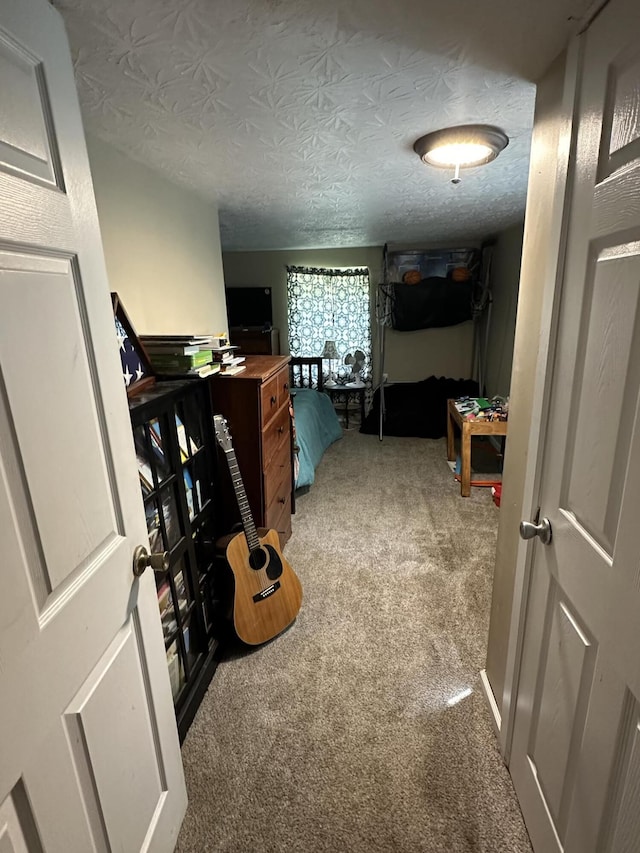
[{"xmin": 176, "ymin": 430, "xmax": 532, "ymax": 853}]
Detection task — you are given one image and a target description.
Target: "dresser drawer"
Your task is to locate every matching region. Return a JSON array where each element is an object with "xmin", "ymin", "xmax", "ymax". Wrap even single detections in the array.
[
  {"xmin": 265, "ymin": 476, "xmax": 290, "ymax": 527},
  {"xmin": 263, "ymin": 434, "xmax": 291, "ymax": 508},
  {"xmin": 275, "ymin": 502, "xmax": 292, "ymax": 548},
  {"xmin": 260, "ymin": 374, "xmax": 280, "ymax": 426},
  {"xmin": 262, "ymin": 403, "xmax": 290, "ymax": 468},
  {"xmin": 276, "ymin": 368, "xmax": 290, "ymax": 409},
  {"xmin": 265, "ymin": 487, "xmax": 291, "ymax": 542}
]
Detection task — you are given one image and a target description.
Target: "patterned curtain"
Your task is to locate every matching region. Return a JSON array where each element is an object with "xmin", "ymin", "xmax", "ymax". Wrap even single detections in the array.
[{"xmin": 287, "ymin": 266, "xmax": 371, "ymax": 385}]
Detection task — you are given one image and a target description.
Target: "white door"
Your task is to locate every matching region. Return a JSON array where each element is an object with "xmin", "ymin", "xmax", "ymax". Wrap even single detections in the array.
[
  {"xmin": 509, "ymin": 0, "xmax": 640, "ymax": 850},
  {"xmin": 0, "ymin": 1, "xmax": 187, "ymax": 851}
]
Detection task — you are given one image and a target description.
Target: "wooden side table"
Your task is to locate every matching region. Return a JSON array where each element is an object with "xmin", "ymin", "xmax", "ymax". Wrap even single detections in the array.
[
  {"xmin": 446, "ymin": 399, "xmax": 508, "ymax": 497},
  {"xmin": 326, "ymin": 384, "xmax": 365, "ymax": 429}
]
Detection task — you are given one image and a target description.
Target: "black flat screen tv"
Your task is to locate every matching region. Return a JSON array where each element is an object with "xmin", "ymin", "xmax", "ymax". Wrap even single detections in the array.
[{"xmin": 225, "ymin": 287, "xmax": 273, "ymax": 329}]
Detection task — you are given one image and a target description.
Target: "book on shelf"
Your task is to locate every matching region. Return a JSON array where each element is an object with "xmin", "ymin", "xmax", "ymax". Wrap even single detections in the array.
[
  {"xmin": 138, "ymin": 466, "xmax": 152, "ymax": 491},
  {"xmin": 174, "ymin": 414, "xmax": 198, "ymax": 460},
  {"xmin": 137, "ymin": 458, "xmax": 153, "ymax": 494},
  {"xmin": 154, "ymin": 362, "xmax": 221, "ymax": 380},
  {"xmin": 183, "ymin": 468, "xmax": 194, "ymax": 519},
  {"xmin": 219, "ymin": 364, "xmax": 246, "ymax": 376},
  {"xmin": 167, "ymin": 644, "xmax": 181, "ymax": 697},
  {"xmin": 190, "ymin": 363, "xmax": 220, "ymax": 378},
  {"xmin": 210, "ymin": 346, "xmax": 240, "ymax": 362},
  {"xmin": 173, "ymin": 573, "xmax": 189, "ymax": 621},
  {"xmin": 157, "ymin": 581, "xmax": 171, "ymax": 615},
  {"xmin": 148, "ymin": 350, "xmax": 213, "ymax": 370},
  {"xmin": 147, "ymin": 420, "xmax": 169, "ymax": 472},
  {"xmin": 141, "ymin": 334, "xmax": 216, "ymax": 346},
  {"xmin": 144, "ymin": 343, "xmax": 201, "ymax": 356},
  {"xmin": 146, "ymin": 504, "xmax": 163, "ymax": 552},
  {"xmin": 198, "ymin": 364, "xmax": 220, "ymax": 376},
  {"xmin": 142, "ymin": 332, "xmax": 231, "ymax": 354},
  {"xmin": 148, "ymin": 420, "xmax": 164, "ymax": 455},
  {"xmin": 161, "ymin": 492, "xmax": 179, "ymax": 549},
  {"xmin": 175, "ymin": 415, "xmax": 189, "ymax": 462}
]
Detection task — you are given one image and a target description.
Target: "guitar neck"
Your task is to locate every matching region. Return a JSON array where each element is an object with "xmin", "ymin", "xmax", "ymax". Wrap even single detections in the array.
[{"xmin": 223, "ymin": 446, "xmax": 260, "ymax": 551}]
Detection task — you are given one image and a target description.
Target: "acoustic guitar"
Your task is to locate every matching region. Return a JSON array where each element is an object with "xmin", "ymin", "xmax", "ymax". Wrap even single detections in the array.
[{"xmin": 213, "ymin": 415, "xmax": 303, "ymax": 645}]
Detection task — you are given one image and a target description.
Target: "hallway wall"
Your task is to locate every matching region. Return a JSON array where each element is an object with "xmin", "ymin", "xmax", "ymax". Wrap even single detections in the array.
[{"xmin": 87, "ymin": 135, "xmax": 227, "ymax": 336}]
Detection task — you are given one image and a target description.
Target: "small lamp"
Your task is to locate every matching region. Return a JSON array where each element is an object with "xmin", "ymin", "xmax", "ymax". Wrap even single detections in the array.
[{"xmin": 321, "ymin": 339, "xmax": 339, "ymax": 387}]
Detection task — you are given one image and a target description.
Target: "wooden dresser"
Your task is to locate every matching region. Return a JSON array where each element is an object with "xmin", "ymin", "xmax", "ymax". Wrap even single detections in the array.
[{"xmin": 210, "ymin": 355, "xmax": 293, "ymax": 546}]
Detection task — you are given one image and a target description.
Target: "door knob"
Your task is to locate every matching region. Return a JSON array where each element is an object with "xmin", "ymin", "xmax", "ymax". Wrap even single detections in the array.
[
  {"xmin": 519, "ymin": 518, "xmax": 552, "ymax": 545},
  {"xmin": 133, "ymin": 545, "xmax": 169, "ymax": 577}
]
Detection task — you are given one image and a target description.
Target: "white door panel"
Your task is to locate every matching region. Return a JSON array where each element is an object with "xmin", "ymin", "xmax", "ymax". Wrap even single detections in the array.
[
  {"xmin": 0, "ymin": 25, "xmax": 62, "ymax": 187},
  {"xmin": 0, "ymin": 783, "xmax": 44, "ymax": 853},
  {"xmin": 64, "ymin": 623, "xmax": 166, "ymax": 852},
  {"xmin": 603, "ymin": 702, "xmax": 640, "ymax": 853},
  {"xmin": 0, "ymin": 1, "xmax": 186, "ymax": 850},
  {"xmin": 510, "ymin": 0, "xmax": 640, "ymax": 850},
  {"xmin": 1, "ymin": 253, "xmax": 119, "ymax": 592}
]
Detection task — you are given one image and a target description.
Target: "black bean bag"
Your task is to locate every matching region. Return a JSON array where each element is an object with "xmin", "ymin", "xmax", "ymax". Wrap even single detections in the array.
[{"xmin": 360, "ymin": 376, "xmax": 479, "ymax": 438}]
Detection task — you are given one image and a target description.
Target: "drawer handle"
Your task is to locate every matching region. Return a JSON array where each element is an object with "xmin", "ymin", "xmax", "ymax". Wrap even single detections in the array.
[
  {"xmin": 283, "ymin": 382, "xmax": 289, "ymax": 391},
  {"xmin": 271, "ymin": 395, "xmax": 277, "ymax": 405}
]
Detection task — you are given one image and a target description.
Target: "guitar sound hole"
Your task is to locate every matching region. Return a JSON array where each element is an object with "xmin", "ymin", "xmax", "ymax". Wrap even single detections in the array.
[
  {"xmin": 249, "ymin": 547, "xmax": 267, "ymax": 572},
  {"xmin": 248, "ymin": 544, "xmax": 284, "ymax": 581}
]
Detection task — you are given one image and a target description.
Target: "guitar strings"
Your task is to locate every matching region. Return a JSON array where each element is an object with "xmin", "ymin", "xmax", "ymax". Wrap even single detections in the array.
[
  {"xmin": 229, "ymin": 451, "xmax": 271, "ymax": 591},
  {"xmin": 217, "ymin": 420, "xmax": 272, "ymax": 593}
]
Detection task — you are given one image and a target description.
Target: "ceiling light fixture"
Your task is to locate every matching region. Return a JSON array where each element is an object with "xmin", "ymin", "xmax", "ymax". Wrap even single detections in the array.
[{"xmin": 413, "ymin": 124, "xmax": 509, "ymax": 185}]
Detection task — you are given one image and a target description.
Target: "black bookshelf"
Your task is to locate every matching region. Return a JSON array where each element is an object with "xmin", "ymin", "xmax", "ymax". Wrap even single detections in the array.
[{"xmin": 129, "ymin": 378, "xmax": 221, "ymax": 742}]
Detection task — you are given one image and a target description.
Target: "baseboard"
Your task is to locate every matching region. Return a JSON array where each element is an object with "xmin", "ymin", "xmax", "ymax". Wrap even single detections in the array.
[{"xmin": 479, "ymin": 668, "xmax": 502, "ymax": 738}]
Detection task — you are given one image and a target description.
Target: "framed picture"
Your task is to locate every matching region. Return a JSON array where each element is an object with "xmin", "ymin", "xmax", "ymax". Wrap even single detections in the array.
[{"xmin": 111, "ymin": 292, "xmax": 155, "ymax": 398}]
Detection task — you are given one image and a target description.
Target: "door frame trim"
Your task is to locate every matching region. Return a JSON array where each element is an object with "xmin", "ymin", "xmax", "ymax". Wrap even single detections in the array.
[{"xmin": 498, "ymin": 35, "xmax": 584, "ymax": 764}]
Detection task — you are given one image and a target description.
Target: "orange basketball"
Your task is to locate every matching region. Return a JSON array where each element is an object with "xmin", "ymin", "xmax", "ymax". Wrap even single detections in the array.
[
  {"xmin": 402, "ymin": 269, "xmax": 421, "ymax": 285},
  {"xmin": 451, "ymin": 266, "xmax": 471, "ymax": 282}
]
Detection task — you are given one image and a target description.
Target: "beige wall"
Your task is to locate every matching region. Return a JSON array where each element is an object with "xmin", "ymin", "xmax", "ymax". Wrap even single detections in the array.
[
  {"xmin": 222, "ymin": 245, "xmax": 381, "ymax": 334},
  {"xmin": 485, "ymin": 49, "xmax": 573, "ymax": 716},
  {"xmin": 223, "ymin": 247, "xmax": 382, "ymax": 377},
  {"xmin": 484, "ymin": 223, "xmax": 525, "ymax": 398},
  {"xmin": 86, "ymin": 135, "xmax": 227, "ymax": 335},
  {"xmin": 383, "ymin": 323, "xmax": 473, "ymax": 383},
  {"xmin": 223, "ymin": 246, "xmax": 477, "ymax": 383}
]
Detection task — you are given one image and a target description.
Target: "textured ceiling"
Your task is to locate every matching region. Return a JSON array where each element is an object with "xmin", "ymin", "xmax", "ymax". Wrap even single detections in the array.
[{"xmin": 54, "ymin": 0, "xmax": 598, "ymax": 251}]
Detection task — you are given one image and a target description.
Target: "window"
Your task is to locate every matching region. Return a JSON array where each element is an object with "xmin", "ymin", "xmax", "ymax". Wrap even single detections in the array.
[{"xmin": 287, "ymin": 266, "xmax": 371, "ymax": 385}]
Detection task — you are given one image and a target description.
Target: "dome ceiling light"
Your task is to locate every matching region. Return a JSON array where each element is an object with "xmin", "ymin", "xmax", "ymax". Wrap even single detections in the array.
[{"xmin": 413, "ymin": 124, "xmax": 509, "ymax": 185}]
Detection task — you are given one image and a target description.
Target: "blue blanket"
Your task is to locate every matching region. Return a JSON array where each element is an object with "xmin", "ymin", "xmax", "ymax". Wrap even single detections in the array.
[{"xmin": 292, "ymin": 388, "xmax": 342, "ymax": 488}]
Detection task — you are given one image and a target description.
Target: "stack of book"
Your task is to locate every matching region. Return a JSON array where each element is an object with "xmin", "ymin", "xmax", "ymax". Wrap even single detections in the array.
[
  {"xmin": 141, "ymin": 335, "xmax": 222, "ymax": 378},
  {"xmin": 211, "ymin": 346, "xmax": 247, "ymax": 376}
]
